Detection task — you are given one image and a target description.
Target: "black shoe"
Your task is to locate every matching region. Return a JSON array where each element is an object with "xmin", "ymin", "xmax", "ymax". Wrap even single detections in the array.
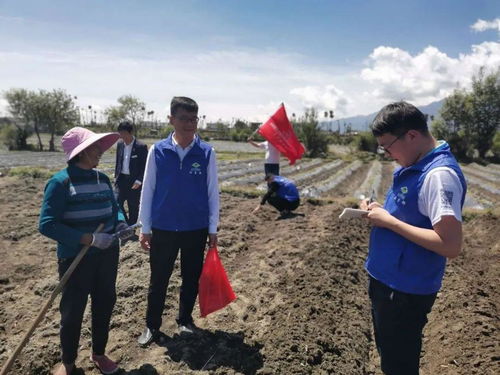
[
  {"xmin": 138, "ymin": 327, "xmax": 158, "ymax": 346},
  {"xmin": 279, "ymin": 209, "xmax": 292, "ymax": 218}
]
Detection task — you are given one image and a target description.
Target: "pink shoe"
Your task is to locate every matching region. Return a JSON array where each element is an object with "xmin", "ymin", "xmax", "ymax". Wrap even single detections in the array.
[{"xmin": 90, "ymin": 354, "xmax": 119, "ymax": 374}]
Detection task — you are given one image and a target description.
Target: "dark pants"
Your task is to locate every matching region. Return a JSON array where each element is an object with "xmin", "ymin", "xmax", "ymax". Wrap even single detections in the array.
[
  {"xmin": 264, "ymin": 163, "xmax": 279, "ymax": 176},
  {"xmin": 57, "ymin": 247, "xmax": 119, "ymax": 364},
  {"xmin": 116, "ymin": 174, "xmax": 141, "ymax": 225},
  {"xmin": 368, "ymin": 276, "xmax": 437, "ymax": 375},
  {"xmin": 267, "ymin": 195, "xmax": 300, "ymax": 213},
  {"xmin": 146, "ymin": 228, "xmax": 208, "ymax": 329}
]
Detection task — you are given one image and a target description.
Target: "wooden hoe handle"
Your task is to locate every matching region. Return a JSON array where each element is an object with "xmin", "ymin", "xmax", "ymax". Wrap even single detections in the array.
[{"xmin": 0, "ymin": 223, "xmax": 105, "ymax": 375}]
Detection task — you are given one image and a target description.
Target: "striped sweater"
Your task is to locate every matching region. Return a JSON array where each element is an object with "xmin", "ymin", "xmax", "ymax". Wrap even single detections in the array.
[{"xmin": 39, "ymin": 164, "xmax": 125, "ymax": 259}]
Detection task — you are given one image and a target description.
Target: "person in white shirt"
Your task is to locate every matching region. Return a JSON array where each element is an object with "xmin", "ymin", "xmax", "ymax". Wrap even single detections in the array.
[
  {"xmin": 247, "ymin": 137, "xmax": 280, "ymax": 176},
  {"xmin": 360, "ymin": 101, "xmax": 466, "ymax": 374},
  {"xmin": 114, "ymin": 121, "xmax": 148, "ymax": 226},
  {"xmin": 137, "ymin": 97, "xmax": 219, "ymax": 346}
]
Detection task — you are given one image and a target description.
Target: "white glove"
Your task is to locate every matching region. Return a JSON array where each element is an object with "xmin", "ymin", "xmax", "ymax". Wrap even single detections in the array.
[{"xmin": 91, "ymin": 233, "xmax": 115, "ymax": 249}]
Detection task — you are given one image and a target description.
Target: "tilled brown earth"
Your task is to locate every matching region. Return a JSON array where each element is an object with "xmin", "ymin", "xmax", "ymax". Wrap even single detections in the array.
[{"xmin": 0, "ymin": 176, "xmax": 498, "ymax": 375}]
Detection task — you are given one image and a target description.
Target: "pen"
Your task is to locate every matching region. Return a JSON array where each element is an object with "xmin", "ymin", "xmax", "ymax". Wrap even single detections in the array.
[{"xmin": 368, "ymin": 189, "xmax": 376, "ymax": 204}]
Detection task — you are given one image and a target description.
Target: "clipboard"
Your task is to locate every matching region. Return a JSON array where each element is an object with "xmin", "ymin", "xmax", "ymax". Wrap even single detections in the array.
[{"xmin": 339, "ymin": 208, "xmax": 369, "ymax": 220}]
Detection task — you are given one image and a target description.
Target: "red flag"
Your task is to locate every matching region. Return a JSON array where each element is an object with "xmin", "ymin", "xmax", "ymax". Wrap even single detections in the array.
[{"xmin": 258, "ymin": 104, "xmax": 305, "ymax": 165}]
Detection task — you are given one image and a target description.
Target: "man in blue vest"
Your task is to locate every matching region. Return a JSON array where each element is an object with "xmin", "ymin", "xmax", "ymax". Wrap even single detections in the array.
[
  {"xmin": 253, "ymin": 173, "xmax": 300, "ymax": 218},
  {"xmin": 360, "ymin": 101, "xmax": 466, "ymax": 374},
  {"xmin": 137, "ymin": 97, "xmax": 219, "ymax": 345}
]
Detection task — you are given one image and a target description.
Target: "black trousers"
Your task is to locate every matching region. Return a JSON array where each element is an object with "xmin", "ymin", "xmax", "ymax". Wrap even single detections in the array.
[
  {"xmin": 146, "ymin": 228, "xmax": 208, "ymax": 329},
  {"xmin": 116, "ymin": 174, "xmax": 141, "ymax": 225},
  {"xmin": 57, "ymin": 247, "xmax": 119, "ymax": 364},
  {"xmin": 267, "ymin": 195, "xmax": 300, "ymax": 212},
  {"xmin": 368, "ymin": 276, "xmax": 437, "ymax": 375},
  {"xmin": 264, "ymin": 163, "xmax": 279, "ymax": 176}
]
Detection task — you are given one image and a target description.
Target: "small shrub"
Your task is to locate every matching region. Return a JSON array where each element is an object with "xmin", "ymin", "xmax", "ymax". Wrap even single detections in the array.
[
  {"xmin": 353, "ymin": 132, "xmax": 378, "ymax": 153},
  {"xmin": 0, "ymin": 124, "xmax": 18, "ymax": 150},
  {"xmin": 0, "ymin": 124, "xmax": 34, "ymax": 150}
]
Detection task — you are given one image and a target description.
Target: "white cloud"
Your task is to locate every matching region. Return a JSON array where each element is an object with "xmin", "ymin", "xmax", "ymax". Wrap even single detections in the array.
[
  {"xmin": 0, "ymin": 47, "xmax": 352, "ymax": 122},
  {"xmin": 360, "ymin": 41, "xmax": 500, "ymax": 105},
  {"xmin": 290, "ymin": 84, "xmax": 350, "ymax": 116},
  {"xmin": 471, "ymin": 18, "xmax": 500, "ymax": 35},
  {"xmin": 1, "ymin": 21, "xmax": 500, "ymax": 122}
]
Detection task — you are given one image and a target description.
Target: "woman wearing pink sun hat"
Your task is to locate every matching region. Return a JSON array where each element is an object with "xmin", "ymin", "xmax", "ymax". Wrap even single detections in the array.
[{"xmin": 39, "ymin": 127, "xmax": 126, "ymax": 375}]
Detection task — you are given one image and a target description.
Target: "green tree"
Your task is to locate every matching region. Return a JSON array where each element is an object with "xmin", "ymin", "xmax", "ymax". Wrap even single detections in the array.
[
  {"xmin": 470, "ymin": 68, "xmax": 500, "ymax": 158},
  {"xmin": 432, "ymin": 90, "xmax": 473, "ymax": 160},
  {"xmin": 43, "ymin": 89, "xmax": 80, "ymax": 151},
  {"xmin": 105, "ymin": 95, "xmax": 146, "ymax": 128},
  {"xmin": 3, "ymin": 88, "xmax": 34, "ymax": 150},
  {"xmin": 490, "ymin": 131, "xmax": 500, "ymax": 162},
  {"xmin": 215, "ymin": 122, "xmax": 229, "ymax": 139},
  {"xmin": 3, "ymin": 88, "xmax": 79, "ymax": 151},
  {"xmin": 432, "ymin": 67, "xmax": 500, "ymax": 160},
  {"xmin": 233, "ymin": 119, "xmax": 248, "ymax": 130},
  {"xmin": 295, "ymin": 108, "xmax": 329, "ymax": 157}
]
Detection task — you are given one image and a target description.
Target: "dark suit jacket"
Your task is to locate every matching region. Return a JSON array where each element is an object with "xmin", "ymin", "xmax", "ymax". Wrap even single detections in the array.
[{"xmin": 114, "ymin": 138, "xmax": 148, "ymax": 185}]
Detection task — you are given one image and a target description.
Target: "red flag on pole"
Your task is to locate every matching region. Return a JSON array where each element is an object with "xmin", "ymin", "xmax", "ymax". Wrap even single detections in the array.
[{"xmin": 258, "ymin": 104, "xmax": 305, "ymax": 165}]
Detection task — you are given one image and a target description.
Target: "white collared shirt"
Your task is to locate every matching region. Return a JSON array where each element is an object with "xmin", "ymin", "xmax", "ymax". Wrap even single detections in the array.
[
  {"xmin": 121, "ymin": 137, "xmax": 135, "ymax": 175},
  {"xmin": 257, "ymin": 141, "xmax": 280, "ymax": 163},
  {"xmin": 139, "ymin": 133, "xmax": 219, "ymax": 234}
]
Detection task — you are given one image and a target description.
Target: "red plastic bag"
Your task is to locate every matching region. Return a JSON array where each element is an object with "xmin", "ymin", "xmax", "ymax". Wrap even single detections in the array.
[{"xmin": 198, "ymin": 246, "xmax": 237, "ymax": 317}]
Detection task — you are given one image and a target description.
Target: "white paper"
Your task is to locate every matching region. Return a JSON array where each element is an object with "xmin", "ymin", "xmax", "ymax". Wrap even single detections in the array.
[{"xmin": 338, "ymin": 208, "xmax": 369, "ymax": 220}]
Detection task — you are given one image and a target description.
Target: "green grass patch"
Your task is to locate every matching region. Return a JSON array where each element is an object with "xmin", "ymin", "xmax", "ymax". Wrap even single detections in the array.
[
  {"xmin": 463, "ymin": 207, "xmax": 500, "ymax": 221},
  {"xmin": 217, "ymin": 151, "xmax": 262, "ymax": 161},
  {"xmin": 7, "ymin": 166, "xmax": 55, "ymax": 179},
  {"xmin": 220, "ymin": 185, "xmax": 261, "ymax": 198}
]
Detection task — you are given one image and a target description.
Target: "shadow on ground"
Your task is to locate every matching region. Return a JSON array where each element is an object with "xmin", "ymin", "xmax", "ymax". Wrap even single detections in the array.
[
  {"xmin": 71, "ymin": 363, "xmax": 159, "ymax": 375},
  {"xmin": 156, "ymin": 329, "xmax": 263, "ymax": 374}
]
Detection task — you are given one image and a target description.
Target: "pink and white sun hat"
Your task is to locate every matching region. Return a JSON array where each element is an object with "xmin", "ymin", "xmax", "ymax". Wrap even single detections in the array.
[{"xmin": 61, "ymin": 127, "xmax": 120, "ymax": 161}]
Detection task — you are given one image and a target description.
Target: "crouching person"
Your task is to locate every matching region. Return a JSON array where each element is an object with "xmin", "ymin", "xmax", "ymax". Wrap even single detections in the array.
[
  {"xmin": 39, "ymin": 127, "xmax": 127, "ymax": 375},
  {"xmin": 253, "ymin": 173, "xmax": 300, "ymax": 218}
]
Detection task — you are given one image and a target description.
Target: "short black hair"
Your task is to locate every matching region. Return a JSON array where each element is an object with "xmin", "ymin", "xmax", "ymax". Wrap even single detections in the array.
[
  {"xmin": 170, "ymin": 96, "xmax": 198, "ymax": 116},
  {"xmin": 264, "ymin": 173, "xmax": 275, "ymax": 181},
  {"xmin": 370, "ymin": 101, "xmax": 428, "ymax": 137},
  {"xmin": 117, "ymin": 120, "xmax": 134, "ymax": 133}
]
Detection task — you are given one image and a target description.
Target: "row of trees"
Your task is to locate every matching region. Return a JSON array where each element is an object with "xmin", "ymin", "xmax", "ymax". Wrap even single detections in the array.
[
  {"xmin": 2, "ymin": 89, "xmax": 79, "ymax": 151},
  {"xmin": 2, "ymin": 67, "xmax": 498, "ymax": 160},
  {"xmin": 0, "ymin": 91, "xmax": 152, "ymax": 150}
]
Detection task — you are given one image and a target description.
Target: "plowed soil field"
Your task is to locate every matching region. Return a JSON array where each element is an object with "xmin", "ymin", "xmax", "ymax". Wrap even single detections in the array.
[{"xmin": 0, "ymin": 175, "xmax": 498, "ymax": 375}]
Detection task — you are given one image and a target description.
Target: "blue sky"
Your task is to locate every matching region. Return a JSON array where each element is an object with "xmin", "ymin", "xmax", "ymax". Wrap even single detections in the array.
[{"xmin": 0, "ymin": 0, "xmax": 499, "ymax": 123}]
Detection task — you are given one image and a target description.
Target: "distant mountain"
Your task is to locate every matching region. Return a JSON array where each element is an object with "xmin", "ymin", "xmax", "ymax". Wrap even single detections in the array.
[{"xmin": 321, "ymin": 99, "xmax": 445, "ymax": 132}]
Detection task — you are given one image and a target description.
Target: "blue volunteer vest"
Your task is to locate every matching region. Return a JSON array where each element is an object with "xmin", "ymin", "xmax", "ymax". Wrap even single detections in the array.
[
  {"xmin": 274, "ymin": 176, "xmax": 300, "ymax": 201},
  {"xmin": 152, "ymin": 134, "xmax": 212, "ymax": 231},
  {"xmin": 365, "ymin": 142, "xmax": 466, "ymax": 295}
]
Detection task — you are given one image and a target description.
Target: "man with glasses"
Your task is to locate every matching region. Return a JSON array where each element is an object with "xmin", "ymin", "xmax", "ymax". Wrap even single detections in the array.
[
  {"xmin": 137, "ymin": 97, "xmax": 219, "ymax": 345},
  {"xmin": 360, "ymin": 101, "xmax": 466, "ymax": 374}
]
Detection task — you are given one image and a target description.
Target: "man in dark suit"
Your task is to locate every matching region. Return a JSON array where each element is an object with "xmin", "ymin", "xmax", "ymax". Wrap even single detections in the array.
[{"xmin": 115, "ymin": 121, "xmax": 148, "ymax": 225}]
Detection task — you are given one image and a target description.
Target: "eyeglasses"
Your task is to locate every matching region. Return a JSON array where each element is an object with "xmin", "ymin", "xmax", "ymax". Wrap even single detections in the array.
[
  {"xmin": 175, "ymin": 115, "xmax": 199, "ymax": 123},
  {"xmin": 377, "ymin": 132, "xmax": 407, "ymax": 154}
]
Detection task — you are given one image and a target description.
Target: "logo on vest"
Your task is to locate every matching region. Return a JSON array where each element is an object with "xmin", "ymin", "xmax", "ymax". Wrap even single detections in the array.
[
  {"xmin": 395, "ymin": 186, "xmax": 408, "ymax": 205},
  {"xmin": 189, "ymin": 162, "xmax": 202, "ymax": 175}
]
